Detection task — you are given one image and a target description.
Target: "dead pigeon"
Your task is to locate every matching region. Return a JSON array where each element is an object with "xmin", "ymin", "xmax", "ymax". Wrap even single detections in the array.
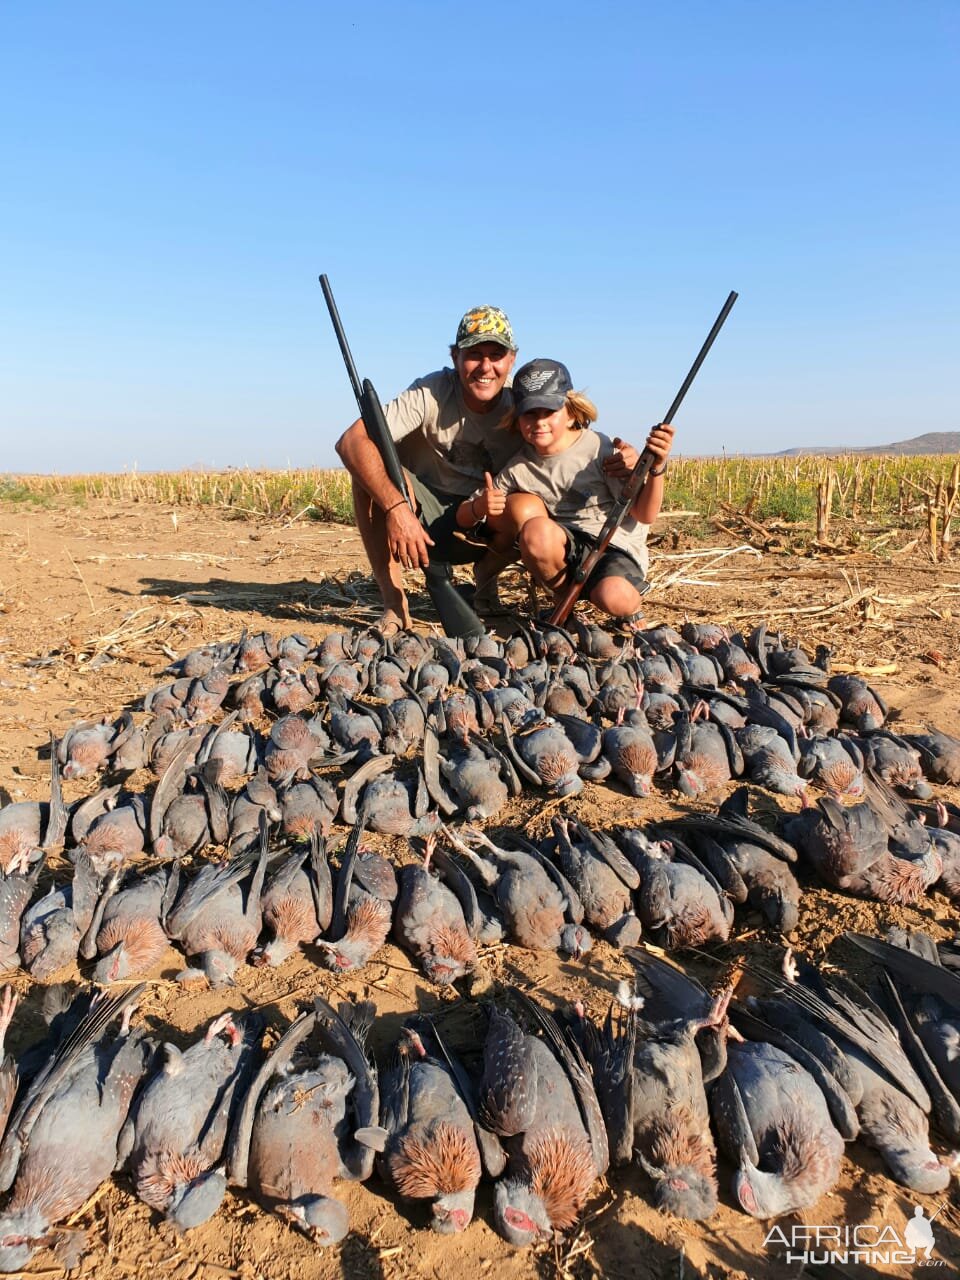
[
  {"xmin": 326, "ymin": 694, "xmax": 382, "ymax": 762},
  {"xmin": 0, "ymin": 742, "xmax": 67, "ymax": 871},
  {"xmin": 550, "ymin": 818, "xmax": 641, "ymax": 946},
  {"xmin": 663, "ymin": 790, "xmax": 801, "ymax": 934},
  {"xmin": 710, "ymin": 1034, "xmax": 845, "ymax": 1218},
  {"xmin": 798, "ymin": 734, "xmax": 865, "ymax": 796},
  {"xmin": 480, "ymin": 994, "xmax": 607, "ymax": 1246},
  {"xmin": 163, "ymin": 639, "xmax": 239, "ymax": 680},
  {"xmin": 315, "ymin": 813, "xmax": 397, "ymax": 972},
  {"xmin": 680, "ymin": 622, "xmax": 729, "ymax": 651},
  {"xmin": 181, "ymin": 666, "xmax": 232, "ymax": 725},
  {"xmin": 392, "ymin": 837, "xmax": 478, "ymax": 985},
  {"xmin": 267, "ymin": 662, "xmax": 321, "ymax": 715},
  {"xmin": 760, "ymin": 950, "xmax": 952, "ymax": 1193},
  {"xmin": 423, "ymin": 723, "xmax": 518, "ymax": 822},
  {"xmin": 602, "ymin": 707, "xmax": 658, "ymax": 798},
  {"xmin": 20, "ymin": 851, "xmax": 102, "ymax": 979},
  {"xmin": 736, "ymin": 724, "xmax": 805, "ymax": 796},
  {"xmin": 58, "ymin": 714, "xmax": 136, "ymax": 780},
  {"xmin": 0, "ymin": 986, "xmax": 150, "ymax": 1272},
  {"xmin": 568, "ymin": 957, "xmax": 725, "ymax": 1221},
  {"xmin": 785, "ymin": 794, "xmax": 888, "ymax": 888},
  {"xmin": 670, "ymin": 708, "xmax": 742, "ymax": 798},
  {"xmin": 855, "ymin": 731, "xmax": 931, "ymax": 799},
  {"xmin": 164, "ymin": 827, "xmax": 269, "ymax": 985},
  {"xmin": 74, "ymin": 790, "xmax": 149, "ymax": 873},
  {"xmin": 616, "ymin": 829, "xmax": 731, "ymax": 950},
  {"xmin": 253, "ymin": 834, "xmax": 332, "ymax": 967},
  {"xmin": 444, "ymin": 826, "xmax": 589, "ymax": 956},
  {"xmin": 904, "ymin": 729, "xmax": 960, "ymax": 785},
  {"xmin": 0, "ymin": 854, "xmax": 44, "ymax": 971},
  {"xmin": 263, "ymin": 715, "xmax": 326, "ymax": 786},
  {"xmin": 227, "ymin": 997, "xmax": 386, "ymax": 1245},
  {"xmin": 234, "ymin": 630, "xmax": 280, "ymax": 673},
  {"xmin": 125, "ymin": 1012, "xmax": 262, "ymax": 1229},
  {"xmin": 495, "ymin": 710, "xmax": 583, "ymax": 798},
  {"xmin": 341, "ymin": 755, "xmax": 440, "ymax": 840},
  {"xmin": 279, "ymin": 776, "xmax": 338, "ymax": 843},
  {"xmin": 153, "ymin": 766, "xmax": 229, "ymax": 862},
  {"xmin": 81, "ymin": 864, "xmax": 179, "ymax": 982},
  {"xmin": 198, "ymin": 724, "xmax": 260, "ymax": 787},
  {"xmin": 228, "ymin": 770, "xmax": 282, "ymax": 856},
  {"xmin": 379, "ymin": 688, "xmax": 428, "ymax": 755},
  {"xmin": 379, "ymin": 1023, "xmax": 484, "ymax": 1232},
  {"xmin": 827, "ymin": 675, "xmax": 887, "ymax": 732}
]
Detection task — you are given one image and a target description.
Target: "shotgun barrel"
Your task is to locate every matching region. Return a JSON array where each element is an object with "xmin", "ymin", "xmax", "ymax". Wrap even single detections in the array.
[{"xmin": 548, "ymin": 290, "xmax": 738, "ymax": 626}]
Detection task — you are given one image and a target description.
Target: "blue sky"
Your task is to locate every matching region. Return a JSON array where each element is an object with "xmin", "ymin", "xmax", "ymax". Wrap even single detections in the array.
[{"xmin": 1, "ymin": 1, "xmax": 957, "ymax": 472}]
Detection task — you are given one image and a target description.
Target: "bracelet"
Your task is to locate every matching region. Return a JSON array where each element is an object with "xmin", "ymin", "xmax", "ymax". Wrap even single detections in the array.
[
  {"xmin": 385, "ymin": 499, "xmax": 406, "ymax": 512},
  {"xmin": 470, "ymin": 496, "xmax": 485, "ymax": 523},
  {"xmin": 648, "ymin": 461, "xmax": 669, "ymax": 477}
]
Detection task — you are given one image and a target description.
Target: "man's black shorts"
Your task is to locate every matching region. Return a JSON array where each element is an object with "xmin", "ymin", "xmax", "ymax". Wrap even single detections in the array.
[
  {"xmin": 407, "ymin": 473, "xmax": 491, "ymax": 565},
  {"xmin": 562, "ymin": 525, "xmax": 648, "ymax": 596}
]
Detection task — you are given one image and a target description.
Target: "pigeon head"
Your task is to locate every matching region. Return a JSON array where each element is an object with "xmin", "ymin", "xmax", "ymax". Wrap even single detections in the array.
[
  {"xmin": 651, "ymin": 1165, "xmax": 718, "ymax": 1221},
  {"xmin": 0, "ymin": 1209, "xmax": 48, "ymax": 1271},
  {"xmin": 167, "ymin": 1169, "xmax": 228, "ymax": 1231},
  {"xmin": 734, "ymin": 1161, "xmax": 797, "ymax": 1220},
  {"xmin": 24, "ymin": 914, "xmax": 78, "ymax": 978},
  {"xmin": 315, "ymin": 938, "xmax": 369, "ymax": 972},
  {"xmin": 882, "ymin": 1148, "xmax": 951, "ymax": 1194},
  {"xmin": 677, "ymin": 766, "xmax": 707, "ymax": 798},
  {"xmin": 559, "ymin": 923, "xmax": 592, "ymax": 960},
  {"xmin": 284, "ymin": 1195, "xmax": 350, "ymax": 1246},
  {"xmin": 201, "ymin": 949, "xmax": 239, "ymax": 987},
  {"xmin": 93, "ymin": 940, "xmax": 132, "ymax": 984},
  {"xmin": 432, "ymin": 1189, "xmax": 475, "ymax": 1234},
  {"xmin": 493, "ymin": 1180, "xmax": 552, "ymax": 1247}
]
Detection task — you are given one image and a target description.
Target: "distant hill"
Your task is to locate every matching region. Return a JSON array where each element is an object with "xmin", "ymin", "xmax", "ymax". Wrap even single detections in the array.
[{"xmin": 775, "ymin": 432, "xmax": 960, "ymax": 457}]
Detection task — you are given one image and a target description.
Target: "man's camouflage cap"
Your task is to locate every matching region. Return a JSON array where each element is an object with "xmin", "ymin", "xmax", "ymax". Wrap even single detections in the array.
[{"xmin": 455, "ymin": 305, "xmax": 518, "ymax": 352}]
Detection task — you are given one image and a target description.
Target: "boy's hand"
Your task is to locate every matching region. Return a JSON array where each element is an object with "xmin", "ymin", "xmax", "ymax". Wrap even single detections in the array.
[
  {"xmin": 603, "ymin": 438, "xmax": 640, "ymax": 480},
  {"xmin": 478, "ymin": 471, "xmax": 507, "ymax": 519}
]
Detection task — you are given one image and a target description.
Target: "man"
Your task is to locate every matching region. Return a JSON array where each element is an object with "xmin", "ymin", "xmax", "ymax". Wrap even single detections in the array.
[{"xmin": 336, "ymin": 305, "xmax": 520, "ymax": 634}]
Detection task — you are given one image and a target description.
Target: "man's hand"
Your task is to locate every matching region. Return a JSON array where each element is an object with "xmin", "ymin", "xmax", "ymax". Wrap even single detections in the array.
[
  {"xmin": 386, "ymin": 503, "xmax": 434, "ymax": 570},
  {"xmin": 603, "ymin": 437, "xmax": 640, "ymax": 481},
  {"xmin": 476, "ymin": 471, "xmax": 507, "ymax": 520}
]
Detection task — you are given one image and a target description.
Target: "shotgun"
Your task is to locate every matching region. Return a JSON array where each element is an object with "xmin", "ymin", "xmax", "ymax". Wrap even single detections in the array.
[
  {"xmin": 320, "ymin": 274, "xmax": 486, "ymax": 639},
  {"xmin": 548, "ymin": 290, "xmax": 738, "ymax": 626}
]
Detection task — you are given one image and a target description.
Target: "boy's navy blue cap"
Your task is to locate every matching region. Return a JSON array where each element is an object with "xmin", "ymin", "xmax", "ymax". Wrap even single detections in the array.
[{"xmin": 512, "ymin": 358, "xmax": 573, "ymax": 415}]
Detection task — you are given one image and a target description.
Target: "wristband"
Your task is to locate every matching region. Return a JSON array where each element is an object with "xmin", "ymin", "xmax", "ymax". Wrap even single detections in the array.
[
  {"xmin": 385, "ymin": 499, "xmax": 407, "ymax": 512},
  {"xmin": 648, "ymin": 461, "xmax": 669, "ymax": 477}
]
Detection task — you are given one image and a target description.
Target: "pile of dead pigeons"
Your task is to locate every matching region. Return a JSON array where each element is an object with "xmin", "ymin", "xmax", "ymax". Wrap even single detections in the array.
[{"xmin": 0, "ymin": 616, "xmax": 959, "ymax": 1262}]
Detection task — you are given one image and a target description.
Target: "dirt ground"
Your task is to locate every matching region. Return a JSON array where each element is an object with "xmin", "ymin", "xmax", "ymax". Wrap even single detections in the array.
[{"xmin": 2, "ymin": 498, "xmax": 960, "ymax": 1280}]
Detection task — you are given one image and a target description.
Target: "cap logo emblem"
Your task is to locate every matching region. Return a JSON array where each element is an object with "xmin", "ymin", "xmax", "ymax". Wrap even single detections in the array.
[{"xmin": 520, "ymin": 370, "xmax": 554, "ymax": 391}]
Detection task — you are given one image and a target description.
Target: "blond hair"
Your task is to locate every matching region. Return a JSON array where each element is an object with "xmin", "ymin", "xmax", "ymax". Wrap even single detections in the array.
[{"xmin": 502, "ymin": 389, "xmax": 599, "ymax": 432}]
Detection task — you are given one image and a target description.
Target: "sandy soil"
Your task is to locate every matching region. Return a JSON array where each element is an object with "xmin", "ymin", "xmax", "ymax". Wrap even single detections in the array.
[{"xmin": 1, "ymin": 498, "xmax": 960, "ymax": 1279}]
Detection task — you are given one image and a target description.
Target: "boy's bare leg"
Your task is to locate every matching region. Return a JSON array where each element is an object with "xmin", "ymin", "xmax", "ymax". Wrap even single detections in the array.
[
  {"xmin": 476, "ymin": 494, "xmax": 550, "ymax": 613},
  {"xmin": 517, "ymin": 514, "xmax": 570, "ymax": 599},
  {"xmin": 351, "ymin": 477, "xmax": 412, "ymax": 632},
  {"xmin": 588, "ymin": 575, "xmax": 644, "ymax": 620}
]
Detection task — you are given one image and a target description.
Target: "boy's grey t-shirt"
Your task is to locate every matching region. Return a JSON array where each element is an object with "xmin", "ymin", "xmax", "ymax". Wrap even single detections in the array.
[
  {"xmin": 495, "ymin": 428, "xmax": 650, "ymax": 572},
  {"xmin": 384, "ymin": 368, "xmax": 517, "ymax": 500}
]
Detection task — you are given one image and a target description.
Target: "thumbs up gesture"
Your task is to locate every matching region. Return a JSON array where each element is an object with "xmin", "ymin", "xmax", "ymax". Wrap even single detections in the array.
[{"xmin": 476, "ymin": 471, "xmax": 507, "ymax": 520}]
